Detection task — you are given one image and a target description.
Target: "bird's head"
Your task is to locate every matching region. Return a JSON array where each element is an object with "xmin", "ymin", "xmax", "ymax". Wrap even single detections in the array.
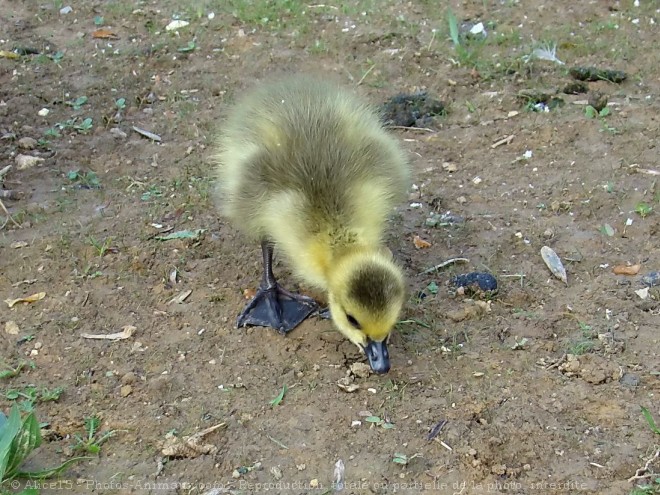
[{"xmin": 327, "ymin": 249, "xmax": 405, "ymax": 374}]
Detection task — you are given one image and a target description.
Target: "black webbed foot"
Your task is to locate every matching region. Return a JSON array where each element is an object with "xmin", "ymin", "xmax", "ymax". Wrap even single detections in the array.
[
  {"xmin": 236, "ymin": 284, "xmax": 318, "ymax": 334},
  {"xmin": 316, "ymin": 307, "xmax": 332, "ymax": 320}
]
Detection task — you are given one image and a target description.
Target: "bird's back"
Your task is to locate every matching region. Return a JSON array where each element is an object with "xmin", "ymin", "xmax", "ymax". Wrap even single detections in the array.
[{"xmin": 214, "ymin": 76, "xmax": 409, "ymax": 285}]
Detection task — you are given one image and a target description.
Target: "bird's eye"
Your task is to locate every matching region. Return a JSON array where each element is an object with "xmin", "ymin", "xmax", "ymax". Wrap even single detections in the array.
[{"xmin": 346, "ymin": 314, "xmax": 361, "ymax": 329}]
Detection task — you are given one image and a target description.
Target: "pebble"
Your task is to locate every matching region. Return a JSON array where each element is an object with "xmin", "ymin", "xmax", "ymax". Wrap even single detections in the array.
[
  {"xmin": 641, "ymin": 271, "xmax": 660, "ymax": 288},
  {"xmin": 120, "ymin": 385, "xmax": 133, "ymax": 397},
  {"xmin": 18, "ymin": 137, "xmax": 37, "ymax": 150},
  {"xmin": 619, "ymin": 373, "xmax": 640, "ymax": 387},
  {"xmin": 121, "ymin": 372, "xmax": 136, "ymax": 385}
]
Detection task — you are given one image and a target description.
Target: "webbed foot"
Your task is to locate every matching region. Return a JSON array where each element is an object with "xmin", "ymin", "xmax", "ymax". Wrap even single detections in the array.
[
  {"xmin": 316, "ymin": 307, "xmax": 332, "ymax": 320},
  {"xmin": 236, "ymin": 284, "xmax": 318, "ymax": 334}
]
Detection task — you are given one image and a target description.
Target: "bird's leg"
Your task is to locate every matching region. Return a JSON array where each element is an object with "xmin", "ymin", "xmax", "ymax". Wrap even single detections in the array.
[{"xmin": 236, "ymin": 240, "xmax": 318, "ymax": 334}]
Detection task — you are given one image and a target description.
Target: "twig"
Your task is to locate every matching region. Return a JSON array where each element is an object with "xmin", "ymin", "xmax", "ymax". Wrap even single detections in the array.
[
  {"xmin": 356, "ymin": 64, "xmax": 375, "ymax": 86},
  {"xmin": 266, "ymin": 435, "xmax": 289, "ymax": 450},
  {"xmin": 419, "ymin": 257, "xmax": 470, "ymax": 275},
  {"xmin": 628, "ymin": 449, "xmax": 659, "ymax": 483},
  {"xmin": 387, "ymin": 125, "xmax": 436, "ymax": 133},
  {"xmin": 545, "ymin": 353, "xmax": 567, "ymax": 370},
  {"xmin": 491, "ymin": 134, "xmax": 515, "ymax": 149},
  {"xmin": 0, "ymin": 198, "xmax": 21, "ymax": 228}
]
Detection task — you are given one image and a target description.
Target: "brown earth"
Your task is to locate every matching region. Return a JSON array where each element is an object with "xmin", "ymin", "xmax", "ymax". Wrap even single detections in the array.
[{"xmin": 1, "ymin": 1, "xmax": 659, "ymax": 494}]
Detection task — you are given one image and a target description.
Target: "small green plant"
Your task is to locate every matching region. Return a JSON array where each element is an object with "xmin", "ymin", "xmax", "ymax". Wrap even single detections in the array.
[
  {"xmin": 364, "ymin": 416, "xmax": 395, "ymax": 429},
  {"xmin": 73, "ymin": 117, "xmax": 93, "ymax": 134},
  {"xmin": 635, "ymin": 203, "xmax": 653, "ymax": 218},
  {"xmin": 93, "ymin": 15, "xmax": 104, "ymax": 26},
  {"xmin": 568, "ymin": 321, "xmax": 594, "ymax": 355},
  {"xmin": 72, "ymin": 416, "xmax": 116, "ymax": 454},
  {"xmin": 87, "ymin": 236, "xmax": 113, "ymax": 257},
  {"xmin": 67, "ymin": 170, "xmax": 100, "ymax": 189},
  {"xmin": 141, "ymin": 185, "xmax": 163, "ymax": 201},
  {"xmin": 5, "ymin": 387, "xmax": 64, "ymax": 413},
  {"xmin": 0, "ymin": 361, "xmax": 35, "ymax": 380},
  {"xmin": 600, "ymin": 223, "xmax": 615, "ymax": 237},
  {"xmin": 115, "ymin": 97, "xmax": 126, "ymax": 110},
  {"xmin": 392, "ymin": 452, "xmax": 421, "ymax": 465},
  {"xmin": 65, "ymin": 96, "xmax": 88, "ymax": 111},
  {"xmin": 584, "ymin": 105, "xmax": 609, "ymax": 119},
  {"xmin": 0, "ymin": 405, "xmax": 86, "ymax": 484}
]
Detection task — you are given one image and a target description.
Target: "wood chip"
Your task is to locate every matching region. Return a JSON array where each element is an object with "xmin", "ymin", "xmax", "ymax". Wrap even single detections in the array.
[
  {"xmin": 491, "ymin": 134, "xmax": 515, "ymax": 149},
  {"xmin": 413, "ymin": 235, "xmax": 432, "ymax": 249},
  {"xmin": 613, "ymin": 264, "xmax": 641, "ymax": 276},
  {"xmin": 81, "ymin": 325, "xmax": 136, "ymax": 340},
  {"xmin": 92, "ymin": 28, "xmax": 120, "ymax": 39},
  {"xmin": 168, "ymin": 289, "xmax": 192, "ymax": 304},
  {"xmin": 132, "ymin": 126, "xmax": 162, "ymax": 142}
]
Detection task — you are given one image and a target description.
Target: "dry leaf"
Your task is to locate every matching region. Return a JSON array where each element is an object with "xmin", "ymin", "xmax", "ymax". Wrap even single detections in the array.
[
  {"xmin": 81, "ymin": 325, "xmax": 136, "ymax": 341},
  {"xmin": 10, "ymin": 241, "xmax": 28, "ymax": 249},
  {"xmin": 413, "ymin": 235, "xmax": 432, "ymax": 249},
  {"xmin": 540, "ymin": 246, "xmax": 567, "ymax": 285},
  {"xmin": 613, "ymin": 264, "xmax": 641, "ymax": 276},
  {"xmin": 5, "ymin": 292, "xmax": 46, "ymax": 308},
  {"xmin": 92, "ymin": 28, "xmax": 119, "ymax": 39},
  {"xmin": 161, "ymin": 423, "xmax": 225, "ymax": 458},
  {"xmin": 5, "ymin": 321, "xmax": 19, "ymax": 335}
]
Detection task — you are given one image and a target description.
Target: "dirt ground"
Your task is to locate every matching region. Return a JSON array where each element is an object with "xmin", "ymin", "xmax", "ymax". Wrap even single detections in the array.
[{"xmin": 1, "ymin": 1, "xmax": 659, "ymax": 494}]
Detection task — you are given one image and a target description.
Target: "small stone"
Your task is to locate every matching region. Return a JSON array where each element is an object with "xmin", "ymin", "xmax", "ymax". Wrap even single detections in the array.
[
  {"xmin": 121, "ymin": 372, "xmax": 136, "ymax": 385},
  {"xmin": 120, "ymin": 385, "xmax": 133, "ymax": 397},
  {"xmin": 38, "ymin": 108, "xmax": 49, "ymax": 117},
  {"xmin": 18, "ymin": 137, "xmax": 38, "ymax": 150},
  {"xmin": 442, "ymin": 162, "xmax": 458, "ymax": 172},
  {"xmin": 59, "ymin": 6, "xmax": 72, "ymax": 15},
  {"xmin": 16, "ymin": 154, "xmax": 44, "ymax": 170},
  {"xmin": 588, "ymin": 91, "xmax": 608, "ymax": 112},
  {"xmin": 232, "ymin": 470, "xmax": 241, "ymax": 479},
  {"xmin": 543, "ymin": 228, "xmax": 554, "ymax": 239},
  {"xmin": 310, "ymin": 479, "xmax": 319, "ymax": 489},
  {"xmin": 297, "ymin": 464, "xmax": 306, "ymax": 471},
  {"xmin": 30, "ymin": 349, "xmax": 39, "ymax": 357},
  {"xmin": 5, "ymin": 321, "xmax": 19, "ymax": 335},
  {"xmin": 619, "ymin": 373, "xmax": 640, "ymax": 387},
  {"xmin": 349, "ymin": 362, "xmax": 372, "ymax": 378},
  {"xmin": 456, "ymin": 196, "xmax": 467, "ymax": 205},
  {"xmin": 34, "ymin": 342, "xmax": 42, "ymax": 350}
]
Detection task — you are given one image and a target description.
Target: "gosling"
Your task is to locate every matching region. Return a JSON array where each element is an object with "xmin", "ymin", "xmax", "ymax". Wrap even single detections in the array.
[{"xmin": 212, "ymin": 75, "xmax": 410, "ymax": 373}]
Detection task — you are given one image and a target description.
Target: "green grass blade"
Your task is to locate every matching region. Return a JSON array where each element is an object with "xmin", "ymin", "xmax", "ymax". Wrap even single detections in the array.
[
  {"xmin": 641, "ymin": 406, "xmax": 660, "ymax": 435},
  {"xmin": 16, "ymin": 456, "xmax": 91, "ymax": 480},
  {"xmin": 269, "ymin": 385, "xmax": 287, "ymax": 407},
  {"xmin": 447, "ymin": 8, "xmax": 460, "ymax": 47}
]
